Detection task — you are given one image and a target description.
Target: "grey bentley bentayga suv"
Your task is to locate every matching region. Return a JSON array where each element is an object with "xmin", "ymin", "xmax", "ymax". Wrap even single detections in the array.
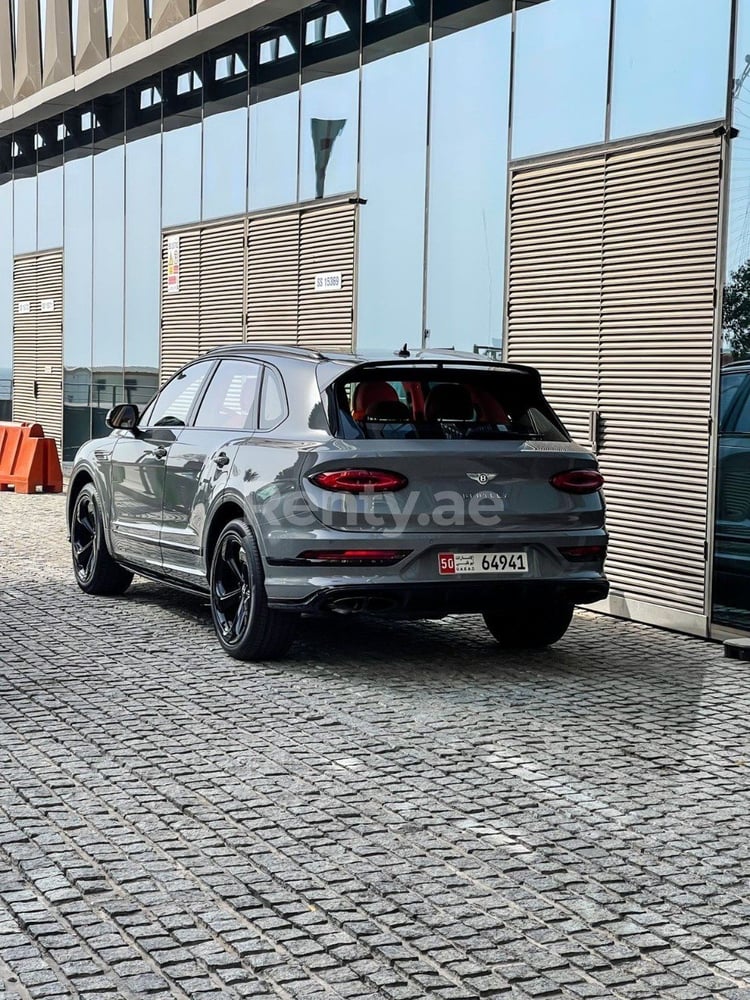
[{"xmin": 67, "ymin": 345, "xmax": 609, "ymax": 660}]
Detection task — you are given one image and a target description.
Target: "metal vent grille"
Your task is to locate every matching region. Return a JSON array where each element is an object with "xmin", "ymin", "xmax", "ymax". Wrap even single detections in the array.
[
  {"xmin": 12, "ymin": 250, "xmax": 63, "ymax": 448},
  {"xmin": 598, "ymin": 135, "xmax": 721, "ymax": 614},
  {"xmin": 507, "ymin": 132, "xmax": 722, "ymax": 626},
  {"xmin": 246, "ymin": 212, "xmax": 300, "ymax": 345},
  {"xmin": 298, "ymin": 202, "xmax": 356, "ymax": 353},
  {"xmin": 12, "ymin": 256, "xmax": 37, "ymax": 425},
  {"xmin": 507, "ymin": 157, "xmax": 604, "ymax": 447},
  {"xmin": 200, "ymin": 218, "xmax": 246, "ymax": 354},
  {"xmin": 34, "ymin": 251, "xmax": 63, "ymax": 447}
]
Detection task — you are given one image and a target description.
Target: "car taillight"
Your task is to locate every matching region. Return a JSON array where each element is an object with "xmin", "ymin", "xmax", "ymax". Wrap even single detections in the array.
[
  {"xmin": 550, "ymin": 469, "xmax": 604, "ymax": 494},
  {"xmin": 558, "ymin": 545, "xmax": 607, "ymax": 562},
  {"xmin": 297, "ymin": 549, "xmax": 410, "ymax": 565},
  {"xmin": 310, "ymin": 469, "xmax": 408, "ymax": 493}
]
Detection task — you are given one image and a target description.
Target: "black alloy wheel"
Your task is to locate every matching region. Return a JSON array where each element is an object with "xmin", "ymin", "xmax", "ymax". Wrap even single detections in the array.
[
  {"xmin": 209, "ymin": 519, "xmax": 296, "ymax": 661},
  {"xmin": 71, "ymin": 483, "xmax": 133, "ymax": 595}
]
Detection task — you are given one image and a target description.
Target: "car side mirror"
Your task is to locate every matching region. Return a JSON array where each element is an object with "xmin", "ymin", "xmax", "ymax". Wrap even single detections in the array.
[{"xmin": 106, "ymin": 403, "xmax": 139, "ymax": 432}]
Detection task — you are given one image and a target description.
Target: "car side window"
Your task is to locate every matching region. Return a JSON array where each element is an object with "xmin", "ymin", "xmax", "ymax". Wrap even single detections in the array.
[
  {"xmin": 720, "ymin": 373, "xmax": 749, "ymax": 429},
  {"xmin": 147, "ymin": 361, "xmax": 214, "ymax": 428},
  {"xmin": 731, "ymin": 385, "xmax": 750, "ymax": 435},
  {"xmin": 194, "ymin": 360, "xmax": 262, "ymax": 429},
  {"xmin": 259, "ymin": 366, "xmax": 288, "ymax": 430}
]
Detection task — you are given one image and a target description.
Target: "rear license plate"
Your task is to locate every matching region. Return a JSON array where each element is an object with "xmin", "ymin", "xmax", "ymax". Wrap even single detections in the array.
[{"xmin": 438, "ymin": 552, "xmax": 528, "ymax": 575}]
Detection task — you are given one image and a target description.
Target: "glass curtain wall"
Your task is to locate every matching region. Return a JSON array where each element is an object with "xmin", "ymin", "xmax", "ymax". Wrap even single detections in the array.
[
  {"xmin": 426, "ymin": 1, "xmax": 511, "ymax": 353},
  {"xmin": 713, "ymin": 0, "xmax": 750, "ymax": 628},
  {"xmin": 356, "ymin": 0, "xmax": 429, "ymax": 353},
  {"xmin": 0, "ymin": 0, "xmax": 742, "ymax": 464}
]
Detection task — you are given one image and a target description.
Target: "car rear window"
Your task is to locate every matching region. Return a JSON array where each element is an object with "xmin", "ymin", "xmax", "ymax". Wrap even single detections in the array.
[{"xmin": 330, "ymin": 367, "xmax": 569, "ymax": 441}]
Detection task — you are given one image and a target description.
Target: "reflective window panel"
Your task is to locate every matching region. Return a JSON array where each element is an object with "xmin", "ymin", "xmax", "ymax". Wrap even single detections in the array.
[
  {"xmin": 713, "ymin": 0, "xmax": 750, "ymax": 630},
  {"xmin": 249, "ymin": 18, "xmax": 301, "ymax": 211},
  {"xmin": 511, "ymin": 0, "xmax": 609, "ymax": 159},
  {"xmin": 13, "ymin": 129, "xmax": 37, "ymax": 255},
  {"xmin": 37, "ymin": 118, "xmax": 64, "ymax": 251},
  {"xmin": 426, "ymin": 3, "xmax": 511, "ymax": 353},
  {"xmin": 610, "ymin": 0, "xmax": 731, "ymax": 141},
  {"xmin": 203, "ymin": 40, "xmax": 249, "ymax": 220},
  {"xmin": 162, "ymin": 59, "xmax": 204, "ymax": 227},
  {"xmin": 63, "ymin": 148, "xmax": 94, "ymax": 460},
  {"xmin": 124, "ymin": 78, "xmax": 161, "ymax": 405},
  {"xmin": 357, "ymin": 10, "xmax": 429, "ymax": 353},
  {"xmin": 124, "ymin": 133, "xmax": 161, "ymax": 387},
  {"xmin": 299, "ymin": 4, "xmax": 360, "ymax": 202}
]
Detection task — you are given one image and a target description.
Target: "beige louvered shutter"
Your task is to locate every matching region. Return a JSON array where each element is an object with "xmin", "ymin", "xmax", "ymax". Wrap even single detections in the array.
[
  {"xmin": 246, "ymin": 211, "xmax": 299, "ymax": 345},
  {"xmin": 160, "ymin": 229, "xmax": 200, "ymax": 383},
  {"xmin": 12, "ymin": 256, "xmax": 37, "ymax": 425},
  {"xmin": 598, "ymin": 134, "xmax": 721, "ymax": 625},
  {"xmin": 298, "ymin": 201, "xmax": 356, "ymax": 352},
  {"xmin": 199, "ymin": 218, "xmax": 246, "ymax": 354},
  {"xmin": 34, "ymin": 251, "xmax": 63, "ymax": 447},
  {"xmin": 507, "ymin": 157, "xmax": 604, "ymax": 445}
]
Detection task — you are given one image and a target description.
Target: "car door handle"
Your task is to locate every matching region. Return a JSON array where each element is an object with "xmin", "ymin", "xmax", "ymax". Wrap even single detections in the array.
[
  {"xmin": 152, "ymin": 446, "xmax": 168, "ymax": 460},
  {"xmin": 214, "ymin": 452, "xmax": 230, "ymax": 468}
]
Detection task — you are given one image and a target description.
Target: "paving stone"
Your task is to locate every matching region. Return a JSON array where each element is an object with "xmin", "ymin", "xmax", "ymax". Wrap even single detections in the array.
[{"xmin": 0, "ymin": 491, "xmax": 749, "ymax": 1000}]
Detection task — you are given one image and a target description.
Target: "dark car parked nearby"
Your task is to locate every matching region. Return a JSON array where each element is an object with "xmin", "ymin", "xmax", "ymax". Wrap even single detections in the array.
[
  {"xmin": 714, "ymin": 359, "xmax": 750, "ymax": 612},
  {"xmin": 67, "ymin": 345, "xmax": 609, "ymax": 660}
]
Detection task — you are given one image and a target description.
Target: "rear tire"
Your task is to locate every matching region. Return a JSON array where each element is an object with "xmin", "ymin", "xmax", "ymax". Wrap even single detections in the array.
[
  {"xmin": 483, "ymin": 602, "xmax": 574, "ymax": 649},
  {"xmin": 71, "ymin": 483, "xmax": 134, "ymax": 596},
  {"xmin": 209, "ymin": 519, "xmax": 296, "ymax": 661}
]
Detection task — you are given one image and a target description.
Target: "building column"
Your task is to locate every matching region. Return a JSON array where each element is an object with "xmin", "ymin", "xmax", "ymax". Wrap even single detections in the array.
[
  {"xmin": 43, "ymin": 0, "xmax": 73, "ymax": 86},
  {"xmin": 14, "ymin": 0, "xmax": 42, "ymax": 100},
  {"xmin": 75, "ymin": 0, "xmax": 108, "ymax": 73},
  {"xmin": 0, "ymin": 0, "xmax": 13, "ymax": 108},
  {"xmin": 111, "ymin": 0, "xmax": 146, "ymax": 56}
]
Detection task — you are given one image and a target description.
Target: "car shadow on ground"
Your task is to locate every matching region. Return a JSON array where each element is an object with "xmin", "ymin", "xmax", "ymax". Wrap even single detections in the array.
[{"xmin": 121, "ymin": 578, "xmax": 716, "ymax": 743}]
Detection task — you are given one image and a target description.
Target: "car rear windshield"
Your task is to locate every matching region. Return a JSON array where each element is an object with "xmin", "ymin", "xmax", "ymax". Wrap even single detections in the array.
[{"xmin": 330, "ymin": 367, "xmax": 569, "ymax": 442}]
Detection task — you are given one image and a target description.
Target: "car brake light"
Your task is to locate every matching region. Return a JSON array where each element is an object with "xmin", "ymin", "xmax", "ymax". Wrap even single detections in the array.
[
  {"xmin": 297, "ymin": 549, "xmax": 410, "ymax": 565},
  {"xmin": 310, "ymin": 469, "xmax": 408, "ymax": 493},
  {"xmin": 550, "ymin": 469, "xmax": 604, "ymax": 494},
  {"xmin": 558, "ymin": 545, "xmax": 607, "ymax": 562}
]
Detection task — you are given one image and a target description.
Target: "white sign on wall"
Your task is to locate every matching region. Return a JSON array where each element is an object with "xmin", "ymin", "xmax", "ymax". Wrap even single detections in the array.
[
  {"xmin": 167, "ymin": 235, "xmax": 180, "ymax": 293},
  {"xmin": 314, "ymin": 272, "xmax": 343, "ymax": 293},
  {"xmin": 40, "ymin": 299, "xmax": 55, "ymax": 312},
  {"xmin": 17, "ymin": 301, "xmax": 30, "ymax": 314}
]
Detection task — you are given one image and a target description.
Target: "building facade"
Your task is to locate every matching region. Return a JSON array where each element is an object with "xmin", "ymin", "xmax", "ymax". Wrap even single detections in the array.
[{"xmin": 0, "ymin": 0, "xmax": 749, "ymax": 638}]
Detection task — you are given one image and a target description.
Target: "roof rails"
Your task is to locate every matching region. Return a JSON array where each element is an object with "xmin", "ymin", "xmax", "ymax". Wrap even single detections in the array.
[{"xmin": 204, "ymin": 343, "xmax": 327, "ymax": 361}]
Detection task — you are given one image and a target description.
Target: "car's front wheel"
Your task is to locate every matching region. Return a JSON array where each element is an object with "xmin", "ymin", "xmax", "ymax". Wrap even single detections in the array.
[
  {"xmin": 210, "ymin": 519, "xmax": 296, "ymax": 661},
  {"xmin": 483, "ymin": 601, "xmax": 574, "ymax": 649},
  {"xmin": 71, "ymin": 483, "xmax": 134, "ymax": 596}
]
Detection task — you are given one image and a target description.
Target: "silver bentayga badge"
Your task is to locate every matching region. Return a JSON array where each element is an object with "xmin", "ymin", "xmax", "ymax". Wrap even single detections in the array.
[{"xmin": 466, "ymin": 473, "xmax": 497, "ymax": 485}]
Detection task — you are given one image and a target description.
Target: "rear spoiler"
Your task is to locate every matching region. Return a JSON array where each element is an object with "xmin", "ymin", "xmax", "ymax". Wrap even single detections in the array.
[{"xmin": 316, "ymin": 358, "xmax": 543, "ymax": 392}]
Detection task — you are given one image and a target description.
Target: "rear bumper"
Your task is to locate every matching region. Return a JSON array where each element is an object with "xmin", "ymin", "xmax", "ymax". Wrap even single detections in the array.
[{"xmin": 269, "ymin": 577, "xmax": 609, "ymax": 616}]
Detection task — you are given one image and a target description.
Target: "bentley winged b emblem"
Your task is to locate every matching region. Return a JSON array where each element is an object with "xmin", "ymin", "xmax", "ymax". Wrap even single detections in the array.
[{"xmin": 467, "ymin": 473, "xmax": 497, "ymax": 486}]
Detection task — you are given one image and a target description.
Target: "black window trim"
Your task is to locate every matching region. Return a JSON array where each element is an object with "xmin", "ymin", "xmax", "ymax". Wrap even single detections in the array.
[{"xmin": 258, "ymin": 361, "xmax": 290, "ymax": 432}]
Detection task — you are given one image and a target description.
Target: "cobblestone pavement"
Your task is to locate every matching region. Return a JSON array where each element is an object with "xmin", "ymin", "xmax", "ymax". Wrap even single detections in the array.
[{"xmin": 1, "ymin": 492, "xmax": 750, "ymax": 1000}]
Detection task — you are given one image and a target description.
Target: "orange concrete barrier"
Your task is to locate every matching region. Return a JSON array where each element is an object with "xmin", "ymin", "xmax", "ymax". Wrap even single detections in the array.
[{"xmin": 0, "ymin": 421, "xmax": 63, "ymax": 494}]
